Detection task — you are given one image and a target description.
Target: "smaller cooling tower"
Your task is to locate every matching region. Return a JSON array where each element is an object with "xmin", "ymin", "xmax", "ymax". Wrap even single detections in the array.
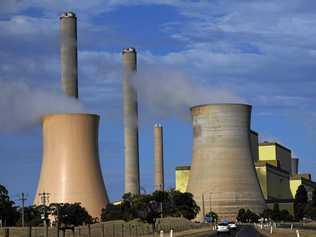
[
  {"xmin": 34, "ymin": 114, "xmax": 109, "ymax": 218},
  {"xmin": 154, "ymin": 124, "xmax": 164, "ymax": 191},
  {"xmin": 187, "ymin": 104, "xmax": 266, "ymax": 220}
]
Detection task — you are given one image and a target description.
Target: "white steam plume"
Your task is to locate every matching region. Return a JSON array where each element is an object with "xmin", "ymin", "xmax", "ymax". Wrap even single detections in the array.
[
  {"xmin": 0, "ymin": 80, "xmax": 85, "ymax": 131},
  {"xmin": 131, "ymin": 66, "xmax": 245, "ymax": 120}
]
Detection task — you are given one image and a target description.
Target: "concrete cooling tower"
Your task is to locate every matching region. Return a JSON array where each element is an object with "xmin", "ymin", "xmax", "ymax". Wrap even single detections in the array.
[
  {"xmin": 34, "ymin": 114, "xmax": 109, "ymax": 218},
  {"xmin": 60, "ymin": 12, "xmax": 78, "ymax": 98},
  {"xmin": 122, "ymin": 48, "xmax": 140, "ymax": 195},
  {"xmin": 187, "ymin": 104, "xmax": 266, "ymax": 220},
  {"xmin": 154, "ymin": 124, "xmax": 164, "ymax": 191}
]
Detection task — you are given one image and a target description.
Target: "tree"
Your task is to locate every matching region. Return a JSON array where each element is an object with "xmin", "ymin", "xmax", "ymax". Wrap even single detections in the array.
[
  {"xmin": 305, "ymin": 188, "xmax": 316, "ymax": 221},
  {"xmin": 0, "ymin": 184, "xmax": 19, "ymax": 226},
  {"xmin": 237, "ymin": 209, "xmax": 259, "ymax": 223},
  {"xmin": 272, "ymin": 203, "xmax": 281, "ymax": 222},
  {"xmin": 50, "ymin": 203, "xmax": 93, "ymax": 227},
  {"xmin": 237, "ymin": 208, "xmax": 246, "ymax": 222},
  {"xmin": 164, "ymin": 190, "xmax": 200, "ymax": 220},
  {"xmin": 294, "ymin": 185, "xmax": 308, "ymax": 220},
  {"xmin": 17, "ymin": 205, "xmax": 42, "ymax": 226},
  {"xmin": 261, "ymin": 208, "xmax": 273, "ymax": 221},
  {"xmin": 101, "ymin": 204, "xmax": 123, "ymax": 222},
  {"xmin": 205, "ymin": 211, "xmax": 218, "ymax": 223},
  {"xmin": 311, "ymin": 188, "xmax": 316, "ymax": 207}
]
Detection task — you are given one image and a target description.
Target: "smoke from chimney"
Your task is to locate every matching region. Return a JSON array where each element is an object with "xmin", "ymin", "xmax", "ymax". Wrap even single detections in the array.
[
  {"xmin": 0, "ymin": 80, "xmax": 84, "ymax": 131},
  {"xmin": 129, "ymin": 65, "xmax": 245, "ymax": 120}
]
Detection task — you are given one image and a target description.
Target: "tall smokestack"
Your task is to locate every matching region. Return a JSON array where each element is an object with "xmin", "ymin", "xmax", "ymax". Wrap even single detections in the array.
[
  {"xmin": 122, "ymin": 47, "xmax": 140, "ymax": 195},
  {"xmin": 154, "ymin": 123, "xmax": 164, "ymax": 191},
  {"xmin": 60, "ymin": 12, "xmax": 79, "ymax": 98}
]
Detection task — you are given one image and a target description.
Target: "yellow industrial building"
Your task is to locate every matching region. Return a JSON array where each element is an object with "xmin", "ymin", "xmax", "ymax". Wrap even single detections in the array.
[{"xmin": 176, "ymin": 132, "xmax": 316, "ymax": 215}]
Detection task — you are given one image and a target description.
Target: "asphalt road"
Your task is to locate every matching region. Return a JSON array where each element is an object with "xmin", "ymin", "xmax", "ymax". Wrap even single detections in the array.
[{"xmin": 201, "ymin": 225, "xmax": 263, "ymax": 237}]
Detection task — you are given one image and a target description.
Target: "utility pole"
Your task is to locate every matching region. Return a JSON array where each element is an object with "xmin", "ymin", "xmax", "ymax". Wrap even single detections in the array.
[
  {"xmin": 202, "ymin": 193, "xmax": 205, "ymax": 221},
  {"xmin": 39, "ymin": 192, "xmax": 50, "ymax": 237},
  {"xmin": 17, "ymin": 193, "xmax": 27, "ymax": 227}
]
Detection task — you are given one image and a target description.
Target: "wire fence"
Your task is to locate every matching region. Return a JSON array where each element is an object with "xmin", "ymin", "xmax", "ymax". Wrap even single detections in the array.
[{"xmin": 0, "ymin": 218, "xmax": 207, "ymax": 237}]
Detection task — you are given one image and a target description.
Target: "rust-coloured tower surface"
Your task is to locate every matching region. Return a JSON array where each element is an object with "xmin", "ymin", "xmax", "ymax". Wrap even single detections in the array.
[
  {"xmin": 122, "ymin": 47, "xmax": 140, "ymax": 195},
  {"xmin": 34, "ymin": 114, "xmax": 109, "ymax": 218},
  {"xmin": 187, "ymin": 104, "xmax": 266, "ymax": 220},
  {"xmin": 154, "ymin": 124, "xmax": 164, "ymax": 191},
  {"xmin": 60, "ymin": 12, "xmax": 78, "ymax": 98}
]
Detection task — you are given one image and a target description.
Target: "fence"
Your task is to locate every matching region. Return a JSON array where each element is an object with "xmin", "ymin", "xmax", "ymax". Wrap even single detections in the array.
[{"xmin": 0, "ymin": 218, "xmax": 206, "ymax": 237}]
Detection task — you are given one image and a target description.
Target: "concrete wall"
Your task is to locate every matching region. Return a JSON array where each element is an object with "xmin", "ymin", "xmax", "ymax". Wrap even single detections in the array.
[
  {"xmin": 175, "ymin": 166, "xmax": 191, "ymax": 193},
  {"xmin": 266, "ymin": 166, "xmax": 292, "ymax": 200},
  {"xmin": 34, "ymin": 114, "xmax": 109, "ymax": 218},
  {"xmin": 250, "ymin": 131, "xmax": 259, "ymax": 162},
  {"xmin": 187, "ymin": 104, "xmax": 266, "ymax": 220}
]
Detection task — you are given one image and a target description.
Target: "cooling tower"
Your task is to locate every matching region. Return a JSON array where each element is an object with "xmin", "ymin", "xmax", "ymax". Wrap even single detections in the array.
[
  {"xmin": 292, "ymin": 158, "xmax": 299, "ymax": 175},
  {"xmin": 187, "ymin": 104, "xmax": 266, "ymax": 220},
  {"xmin": 122, "ymin": 48, "xmax": 140, "ymax": 195},
  {"xmin": 154, "ymin": 124, "xmax": 164, "ymax": 191},
  {"xmin": 60, "ymin": 12, "xmax": 78, "ymax": 98},
  {"xmin": 34, "ymin": 114, "xmax": 109, "ymax": 218}
]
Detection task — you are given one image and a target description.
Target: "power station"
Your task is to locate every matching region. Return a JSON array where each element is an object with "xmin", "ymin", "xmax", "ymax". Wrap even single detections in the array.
[{"xmin": 30, "ymin": 11, "xmax": 316, "ymax": 222}]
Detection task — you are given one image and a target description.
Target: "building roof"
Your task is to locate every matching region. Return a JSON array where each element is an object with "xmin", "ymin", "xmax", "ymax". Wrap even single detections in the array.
[
  {"xmin": 176, "ymin": 166, "xmax": 191, "ymax": 170},
  {"xmin": 259, "ymin": 141, "xmax": 292, "ymax": 153}
]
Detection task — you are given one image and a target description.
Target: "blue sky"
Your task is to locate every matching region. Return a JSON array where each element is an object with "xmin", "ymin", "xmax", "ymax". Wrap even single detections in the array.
[{"xmin": 0, "ymin": 0, "xmax": 316, "ymax": 205}]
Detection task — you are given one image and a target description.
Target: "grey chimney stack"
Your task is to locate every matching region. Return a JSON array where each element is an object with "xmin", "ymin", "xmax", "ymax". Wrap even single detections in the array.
[
  {"xmin": 60, "ymin": 11, "xmax": 79, "ymax": 98},
  {"xmin": 154, "ymin": 123, "xmax": 164, "ymax": 191},
  {"xmin": 122, "ymin": 47, "xmax": 140, "ymax": 195}
]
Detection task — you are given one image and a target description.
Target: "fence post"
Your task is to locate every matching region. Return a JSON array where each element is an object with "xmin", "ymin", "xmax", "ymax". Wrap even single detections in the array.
[
  {"xmin": 28, "ymin": 226, "xmax": 32, "ymax": 237},
  {"xmin": 101, "ymin": 224, "xmax": 104, "ymax": 237},
  {"xmin": 4, "ymin": 228, "xmax": 9, "ymax": 237},
  {"xmin": 169, "ymin": 229, "xmax": 173, "ymax": 237},
  {"xmin": 296, "ymin": 230, "xmax": 300, "ymax": 237},
  {"xmin": 88, "ymin": 224, "xmax": 91, "ymax": 237}
]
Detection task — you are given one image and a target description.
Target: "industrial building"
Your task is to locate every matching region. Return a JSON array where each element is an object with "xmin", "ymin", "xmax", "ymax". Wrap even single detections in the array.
[
  {"xmin": 256, "ymin": 142, "xmax": 316, "ymax": 214},
  {"xmin": 176, "ymin": 135, "xmax": 316, "ymax": 217}
]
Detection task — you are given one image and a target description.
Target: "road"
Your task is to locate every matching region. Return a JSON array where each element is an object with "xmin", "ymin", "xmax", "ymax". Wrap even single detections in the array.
[{"xmin": 200, "ymin": 225, "xmax": 263, "ymax": 237}]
